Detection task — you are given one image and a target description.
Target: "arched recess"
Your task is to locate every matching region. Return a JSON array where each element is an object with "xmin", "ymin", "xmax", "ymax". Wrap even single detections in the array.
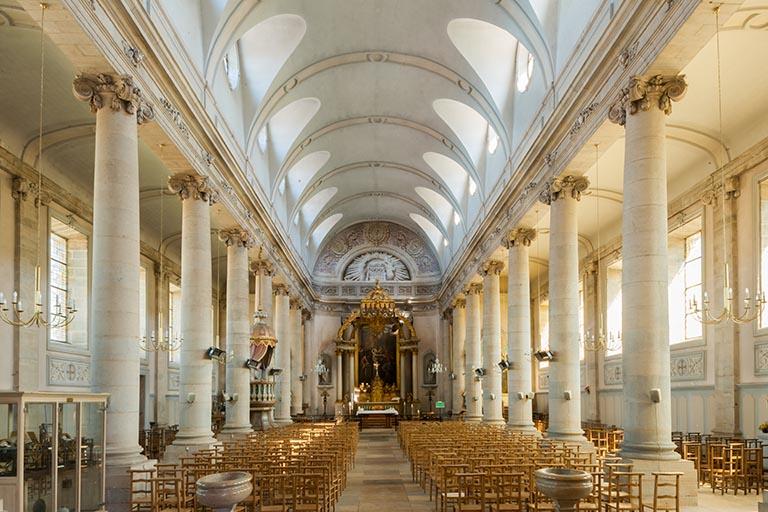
[
  {"xmin": 280, "ymin": 150, "xmax": 331, "ymax": 204},
  {"xmin": 410, "ymin": 213, "xmax": 445, "ymax": 251},
  {"xmin": 494, "ymin": 0, "xmax": 555, "ymax": 84},
  {"xmin": 249, "ymin": 96, "xmax": 321, "ymax": 165},
  {"xmin": 206, "ymin": 13, "xmax": 306, "ymax": 102},
  {"xmin": 433, "ymin": 98, "xmax": 502, "ymax": 171},
  {"xmin": 308, "ymin": 213, "xmax": 343, "ymax": 249},
  {"xmin": 414, "ymin": 187, "xmax": 457, "ymax": 230},
  {"xmin": 298, "ymin": 186, "xmax": 338, "ymax": 233}
]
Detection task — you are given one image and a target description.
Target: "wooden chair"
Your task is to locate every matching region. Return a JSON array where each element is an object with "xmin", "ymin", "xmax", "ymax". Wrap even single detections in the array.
[
  {"xmin": 604, "ymin": 472, "xmax": 643, "ymax": 512},
  {"xmin": 293, "ymin": 472, "xmax": 323, "ymax": 512},
  {"xmin": 259, "ymin": 473, "xmax": 292, "ymax": 512},
  {"xmin": 643, "ymin": 472, "xmax": 682, "ymax": 512},
  {"xmin": 128, "ymin": 468, "xmax": 155, "ymax": 512},
  {"xmin": 456, "ymin": 472, "xmax": 486, "ymax": 512},
  {"xmin": 488, "ymin": 472, "xmax": 525, "ymax": 512},
  {"xmin": 153, "ymin": 477, "xmax": 192, "ymax": 512}
]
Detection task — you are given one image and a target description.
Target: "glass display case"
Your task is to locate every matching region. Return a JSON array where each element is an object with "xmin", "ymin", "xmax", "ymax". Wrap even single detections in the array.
[{"xmin": 0, "ymin": 392, "xmax": 107, "ymax": 512}]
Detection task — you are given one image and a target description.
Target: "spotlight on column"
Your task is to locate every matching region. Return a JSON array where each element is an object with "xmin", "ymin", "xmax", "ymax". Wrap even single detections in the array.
[
  {"xmin": 269, "ymin": 368, "xmax": 283, "ymax": 376},
  {"xmin": 245, "ymin": 358, "xmax": 260, "ymax": 370},
  {"xmin": 533, "ymin": 350, "xmax": 555, "ymax": 362},
  {"xmin": 298, "ymin": 374, "xmax": 307, "ymax": 382},
  {"xmin": 497, "ymin": 357, "xmax": 512, "ymax": 371},
  {"xmin": 448, "ymin": 372, "xmax": 457, "ymax": 380},
  {"xmin": 206, "ymin": 346, "xmax": 226, "ymax": 361},
  {"xmin": 473, "ymin": 367, "xmax": 486, "ymax": 379}
]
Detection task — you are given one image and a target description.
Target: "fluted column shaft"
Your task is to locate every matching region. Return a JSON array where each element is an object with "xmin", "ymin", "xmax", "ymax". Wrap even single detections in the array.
[
  {"xmin": 220, "ymin": 229, "xmax": 253, "ymax": 436},
  {"xmin": 481, "ymin": 261, "xmax": 505, "ymax": 424},
  {"xmin": 74, "ymin": 74, "xmax": 153, "ymax": 507},
  {"xmin": 451, "ymin": 299, "xmax": 466, "ymax": 415},
  {"xmin": 505, "ymin": 229, "xmax": 538, "ymax": 433},
  {"xmin": 411, "ymin": 350, "xmax": 419, "ymax": 402},
  {"xmin": 273, "ymin": 286, "xmax": 292, "ymax": 424},
  {"xmin": 336, "ymin": 351, "xmax": 344, "ymax": 402},
  {"xmin": 541, "ymin": 176, "xmax": 589, "ymax": 443},
  {"xmin": 464, "ymin": 284, "xmax": 483, "ymax": 421},
  {"xmin": 609, "ymin": 75, "xmax": 687, "ymax": 460},
  {"xmin": 400, "ymin": 352, "xmax": 407, "ymax": 400},
  {"xmin": 289, "ymin": 299, "xmax": 303, "ymax": 415},
  {"xmin": 169, "ymin": 173, "xmax": 217, "ymax": 448}
]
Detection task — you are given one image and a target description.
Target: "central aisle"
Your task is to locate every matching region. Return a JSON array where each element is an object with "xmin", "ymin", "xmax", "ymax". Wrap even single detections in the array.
[{"xmin": 337, "ymin": 428, "xmax": 432, "ymax": 512}]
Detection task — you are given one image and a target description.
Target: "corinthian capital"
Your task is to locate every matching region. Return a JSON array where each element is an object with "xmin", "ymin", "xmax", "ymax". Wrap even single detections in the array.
[
  {"xmin": 168, "ymin": 173, "xmax": 217, "ymax": 203},
  {"xmin": 218, "ymin": 227, "xmax": 252, "ymax": 248},
  {"xmin": 608, "ymin": 74, "xmax": 687, "ymax": 126},
  {"xmin": 273, "ymin": 283, "xmax": 290, "ymax": 297},
  {"xmin": 503, "ymin": 227, "xmax": 536, "ymax": 248},
  {"xmin": 539, "ymin": 175, "xmax": 590, "ymax": 205},
  {"xmin": 452, "ymin": 297, "xmax": 466, "ymax": 309},
  {"xmin": 72, "ymin": 73, "xmax": 154, "ymax": 124},
  {"xmin": 480, "ymin": 260, "xmax": 505, "ymax": 276},
  {"xmin": 290, "ymin": 297, "xmax": 303, "ymax": 310},
  {"xmin": 465, "ymin": 283, "xmax": 483, "ymax": 295},
  {"xmin": 251, "ymin": 258, "xmax": 274, "ymax": 277}
]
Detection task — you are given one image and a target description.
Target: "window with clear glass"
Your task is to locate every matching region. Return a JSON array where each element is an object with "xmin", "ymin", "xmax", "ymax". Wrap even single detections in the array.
[
  {"xmin": 168, "ymin": 282, "xmax": 181, "ymax": 363},
  {"xmin": 760, "ymin": 178, "xmax": 768, "ymax": 328},
  {"xmin": 139, "ymin": 266, "xmax": 148, "ymax": 357},
  {"xmin": 223, "ymin": 44, "xmax": 240, "ymax": 91},
  {"xmin": 49, "ymin": 216, "xmax": 88, "ymax": 348},
  {"xmin": 538, "ymin": 297, "xmax": 549, "ymax": 367},
  {"xmin": 515, "ymin": 42, "xmax": 534, "ymax": 93},
  {"xmin": 668, "ymin": 217, "xmax": 703, "ymax": 343},
  {"xmin": 606, "ymin": 260, "xmax": 622, "ymax": 356},
  {"xmin": 578, "ymin": 280, "xmax": 585, "ymax": 360}
]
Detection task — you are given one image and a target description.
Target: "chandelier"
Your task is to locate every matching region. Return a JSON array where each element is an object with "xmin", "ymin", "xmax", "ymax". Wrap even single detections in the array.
[
  {"xmin": 359, "ymin": 280, "xmax": 398, "ymax": 335},
  {"xmin": 140, "ymin": 314, "xmax": 183, "ymax": 353},
  {"xmin": 428, "ymin": 357, "xmax": 446, "ymax": 374},
  {"xmin": 0, "ymin": 4, "xmax": 78, "ymax": 330},
  {"xmin": 688, "ymin": 6, "xmax": 766, "ymax": 326}
]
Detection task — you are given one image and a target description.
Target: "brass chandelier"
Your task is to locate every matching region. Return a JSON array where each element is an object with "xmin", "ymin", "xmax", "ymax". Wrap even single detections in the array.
[{"xmin": 359, "ymin": 280, "xmax": 398, "ymax": 335}]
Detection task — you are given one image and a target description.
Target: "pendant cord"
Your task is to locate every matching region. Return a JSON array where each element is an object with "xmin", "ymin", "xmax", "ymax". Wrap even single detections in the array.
[
  {"xmin": 714, "ymin": 5, "xmax": 729, "ymax": 293},
  {"xmin": 35, "ymin": 3, "xmax": 47, "ymax": 274}
]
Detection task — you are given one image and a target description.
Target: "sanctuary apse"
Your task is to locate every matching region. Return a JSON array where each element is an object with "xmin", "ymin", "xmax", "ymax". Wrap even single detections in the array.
[{"xmin": 0, "ymin": 1, "xmax": 767, "ymax": 511}]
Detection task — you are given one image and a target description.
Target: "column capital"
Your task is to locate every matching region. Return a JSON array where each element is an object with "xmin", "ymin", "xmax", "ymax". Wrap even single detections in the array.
[
  {"xmin": 480, "ymin": 259, "xmax": 505, "ymax": 276},
  {"xmin": 302, "ymin": 309, "xmax": 312, "ymax": 321},
  {"xmin": 289, "ymin": 297, "xmax": 303, "ymax": 310},
  {"xmin": 251, "ymin": 258, "xmax": 274, "ymax": 277},
  {"xmin": 442, "ymin": 308, "xmax": 453, "ymax": 321},
  {"xmin": 452, "ymin": 297, "xmax": 467, "ymax": 309},
  {"xmin": 539, "ymin": 175, "xmax": 589, "ymax": 205},
  {"xmin": 503, "ymin": 227, "xmax": 537, "ymax": 248},
  {"xmin": 218, "ymin": 227, "xmax": 252, "ymax": 248},
  {"xmin": 72, "ymin": 72, "xmax": 155, "ymax": 124},
  {"xmin": 608, "ymin": 74, "xmax": 687, "ymax": 126},
  {"xmin": 273, "ymin": 283, "xmax": 290, "ymax": 297},
  {"xmin": 168, "ymin": 173, "xmax": 218, "ymax": 203},
  {"xmin": 465, "ymin": 282, "xmax": 483, "ymax": 295}
]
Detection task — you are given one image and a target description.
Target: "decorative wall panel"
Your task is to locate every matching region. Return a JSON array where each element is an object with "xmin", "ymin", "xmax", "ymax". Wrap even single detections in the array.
[
  {"xmin": 48, "ymin": 356, "xmax": 91, "ymax": 387},
  {"xmin": 755, "ymin": 342, "xmax": 768, "ymax": 375},
  {"xmin": 670, "ymin": 351, "xmax": 705, "ymax": 381}
]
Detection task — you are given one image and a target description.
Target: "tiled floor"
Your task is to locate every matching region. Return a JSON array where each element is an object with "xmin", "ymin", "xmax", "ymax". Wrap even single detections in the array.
[{"xmin": 337, "ymin": 428, "xmax": 762, "ymax": 512}]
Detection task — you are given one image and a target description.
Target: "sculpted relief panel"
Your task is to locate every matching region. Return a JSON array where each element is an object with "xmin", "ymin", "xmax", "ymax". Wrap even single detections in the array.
[{"xmin": 314, "ymin": 221, "xmax": 440, "ymax": 278}]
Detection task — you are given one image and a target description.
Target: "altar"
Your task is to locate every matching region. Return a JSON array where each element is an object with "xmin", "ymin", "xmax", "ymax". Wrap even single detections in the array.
[
  {"xmin": 356, "ymin": 407, "xmax": 399, "ymax": 429},
  {"xmin": 333, "ymin": 282, "xmax": 421, "ymax": 415}
]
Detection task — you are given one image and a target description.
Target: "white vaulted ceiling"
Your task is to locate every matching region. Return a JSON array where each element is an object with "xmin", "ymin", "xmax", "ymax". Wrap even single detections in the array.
[{"xmin": 153, "ymin": 0, "xmax": 604, "ymax": 276}]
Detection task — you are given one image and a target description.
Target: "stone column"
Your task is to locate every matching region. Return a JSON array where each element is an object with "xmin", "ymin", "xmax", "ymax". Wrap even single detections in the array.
[
  {"xmin": 582, "ymin": 262, "xmax": 601, "ymax": 423},
  {"xmin": 219, "ymin": 228, "xmax": 253, "ymax": 438},
  {"xmin": 411, "ymin": 349, "xmax": 419, "ymax": 403},
  {"xmin": 399, "ymin": 351, "xmax": 407, "ymax": 401},
  {"xmin": 251, "ymin": 258, "xmax": 273, "ymax": 327},
  {"xmin": 73, "ymin": 73, "xmax": 154, "ymax": 509},
  {"xmin": 272, "ymin": 284, "xmax": 292, "ymax": 425},
  {"xmin": 464, "ymin": 283, "xmax": 483, "ymax": 422},
  {"xmin": 289, "ymin": 298, "xmax": 303, "ymax": 415},
  {"xmin": 609, "ymin": 75, "xmax": 696, "ymax": 504},
  {"xmin": 335, "ymin": 349, "xmax": 344, "ymax": 403},
  {"xmin": 302, "ymin": 310, "xmax": 313, "ymax": 412},
  {"xmin": 608, "ymin": 75, "xmax": 688, "ymax": 459},
  {"xmin": 481, "ymin": 260, "xmax": 505, "ymax": 424},
  {"xmin": 540, "ymin": 175, "xmax": 589, "ymax": 444},
  {"xmin": 504, "ymin": 228, "xmax": 538, "ymax": 433},
  {"xmin": 167, "ymin": 173, "xmax": 218, "ymax": 454},
  {"xmin": 451, "ymin": 297, "xmax": 467, "ymax": 415}
]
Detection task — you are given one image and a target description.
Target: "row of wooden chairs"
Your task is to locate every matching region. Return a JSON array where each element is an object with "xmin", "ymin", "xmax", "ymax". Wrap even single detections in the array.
[
  {"xmin": 680, "ymin": 440, "xmax": 763, "ymax": 494},
  {"xmin": 129, "ymin": 422, "xmax": 358, "ymax": 511},
  {"xmin": 399, "ymin": 422, "xmax": 683, "ymax": 512}
]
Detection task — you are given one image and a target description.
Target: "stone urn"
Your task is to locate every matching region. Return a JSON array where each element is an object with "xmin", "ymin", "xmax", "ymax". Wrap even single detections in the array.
[
  {"xmin": 196, "ymin": 471, "xmax": 253, "ymax": 512},
  {"xmin": 534, "ymin": 467, "xmax": 593, "ymax": 512}
]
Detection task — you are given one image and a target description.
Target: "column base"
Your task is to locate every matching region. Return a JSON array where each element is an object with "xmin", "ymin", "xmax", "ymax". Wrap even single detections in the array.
[
  {"xmin": 464, "ymin": 414, "xmax": 482, "ymax": 422},
  {"xmin": 218, "ymin": 425, "xmax": 253, "ymax": 441},
  {"xmin": 482, "ymin": 418, "xmax": 506, "ymax": 426},
  {"xmin": 273, "ymin": 418, "xmax": 294, "ymax": 427},
  {"xmin": 618, "ymin": 457, "xmax": 697, "ymax": 506},
  {"xmin": 507, "ymin": 423, "xmax": 541, "ymax": 437},
  {"xmin": 105, "ymin": 458, "xmax": 155, "ymax": 512},
  {"xmin": 760, "ymin": 491, "xmax": 768, "ymax": 512},
  {"xmin": 163, "ymin": 438, "xmax": 221, "ymax": 464}
]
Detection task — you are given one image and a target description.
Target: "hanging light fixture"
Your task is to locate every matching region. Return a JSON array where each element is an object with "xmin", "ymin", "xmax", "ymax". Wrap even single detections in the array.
[
  {"xmin": 0, "ymin": 3, "xmax": 78, "ymax": 329},
  {"xmin": 141, "ymin": 174, "xmax": 182, "ymax": 352},
  {"xmin": 689, "ymin": 5, "xmax": 766, "ymax": 325},
  {"xmin": 581, "ymin": 145, "xmax": 621, "ymax": 353},
  {"xmin": 428, "ymin": 357, "xmax": 446, "ymax": 375}
]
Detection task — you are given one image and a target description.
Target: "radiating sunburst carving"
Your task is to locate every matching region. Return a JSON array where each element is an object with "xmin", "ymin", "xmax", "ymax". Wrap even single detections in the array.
[{"xmin": 343, "ymin": 252, "xmax": 410, "ymax": 282}]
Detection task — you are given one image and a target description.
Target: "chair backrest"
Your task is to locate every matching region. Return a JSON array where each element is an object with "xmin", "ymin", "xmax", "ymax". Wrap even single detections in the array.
[{"xmin": 457, "ymin": 472, "xmax": 486, "ymax": 511}]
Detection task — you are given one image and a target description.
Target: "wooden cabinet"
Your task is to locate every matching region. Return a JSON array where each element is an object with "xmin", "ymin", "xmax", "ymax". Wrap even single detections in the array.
[{"xmin": 0, "ymin": 392, "xmax": 107, "ymax": 512}]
